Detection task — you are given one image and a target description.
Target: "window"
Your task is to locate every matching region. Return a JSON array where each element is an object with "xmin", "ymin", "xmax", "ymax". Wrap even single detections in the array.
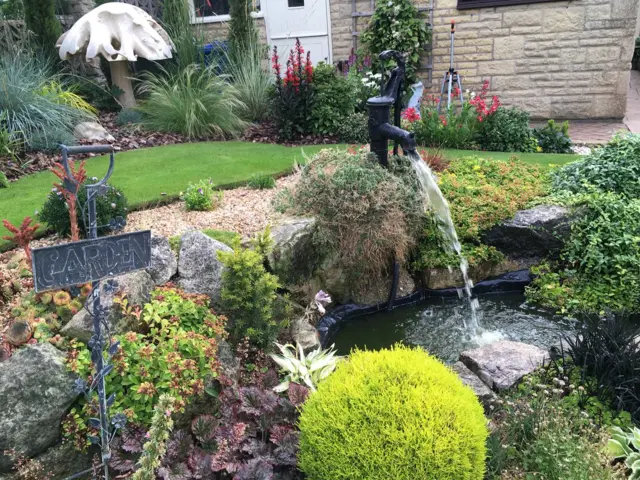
[
  {"xmin": 457, "ymin": 0, "xmax": 558, "ymax": 8},
  {"xmin": 288, "ymin": 0, "xmax": 304, "ymax": 7},
  {"xmin": 193, "ymin": 0, "xmax": 230, "ymax": 18}
]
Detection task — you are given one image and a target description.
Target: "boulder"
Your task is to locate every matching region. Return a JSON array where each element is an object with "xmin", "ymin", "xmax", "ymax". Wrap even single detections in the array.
[
  {"xmin": 451, "ymin": 361, "xmax": 496, "ymax": 408},
  {"xmin": 0, "ymin": 344, "xmax": 78, "ymax": 472},
  {"xmin": 353, "ymin": 267, "xmax": 415, "ymax": 305},
  {"xmin": 73, "ymin": 121, "xmax": 115, "ymax": 142},
  {"xmin": 291, "ymin": 316, "xmax": 320, "ymax": 350},
  {"xmin": 178, "ymin": 231, "xmax": 232, "ymax": 303},
  {"xmin": 60, "ymin": 270, "xmax": 154, "ymax": 343},
  {"xmin": 481, "ymin": 205, "xmax": 572, "ymax": 259},
  {"xmin": 146, "ymin": 234, "xmax": 177, "ymax": 285},
  {"xmin": 422, "ymin": 258, "xmax": 525, "ymax": 290},
  {"xmin": 217, "ymin": 339, "xmax": 240, "ymax": 383},
  {"xmin": 460, "ymin": 340, "xmax": 549, "ymax": 391},
  {"xmin": 267, "ymin": 217, "xmax": 319, "ymax": 286}
]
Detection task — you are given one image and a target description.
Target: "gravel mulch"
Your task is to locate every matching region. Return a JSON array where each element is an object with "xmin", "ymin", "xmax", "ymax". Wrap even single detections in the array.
[{"xmin": 124, "ymin": 175, "xmax": 296, "ymax": 240}]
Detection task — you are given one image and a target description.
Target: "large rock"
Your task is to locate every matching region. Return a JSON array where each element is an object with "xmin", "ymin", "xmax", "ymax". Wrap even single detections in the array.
[
  {"xmin": 291, "ymin": 316, "xmax": 320, "ymax": 350},
  {"xmin": 451, "ymin": 361, "xmax": 496, "ymax": 408},
  {"xmin": 460, "ymin": 340, "xmax": 549, "ymax": 391},
  {"xmin": 60, "ymin": 270, "xmax": 154, "ymax": 343},
  {"xmin": 146, "ymin": 234, "xmax": 177, "ymax": 285},
  {"xmin": 73, "ymin": 121, "xmax": 115, "ymax": 142},
  {"xmin": 178, "ymin": 231, "xmax": 232, "ymax": 303},
  {"xmin": 481, "ymin": 205, "xmax": 572, "ymax": 259},
  {"xmin": 267, "ymin": 217, "xmax": 319, "ymax": 286},
  {"xmin": 0, "ymin": 344, "xmax": 78, "ymax": 472}
]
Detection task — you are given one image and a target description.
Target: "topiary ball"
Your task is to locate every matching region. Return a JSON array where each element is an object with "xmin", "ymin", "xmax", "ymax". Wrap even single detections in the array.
[
  {"xmin": 298, "ymin": 345, "xmax": 488, "ymax": 480},
  {"xmin": 39, "ymin": 183, "xmax": 128, "ymax": 238}
]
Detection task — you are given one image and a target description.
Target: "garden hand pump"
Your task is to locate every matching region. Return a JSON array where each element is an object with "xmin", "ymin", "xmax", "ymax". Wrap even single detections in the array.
[
  {"xmin": 367, "ymin": 50, "xmax": 417, "ymax": 168},
  {"xmin": 438, "ymin": 20, "xmax": 465, "ymax": 112}
]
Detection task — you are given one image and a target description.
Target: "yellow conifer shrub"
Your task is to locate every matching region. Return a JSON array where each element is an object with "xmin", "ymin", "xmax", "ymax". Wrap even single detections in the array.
[{"xmin": 298, "ymin": 345, "xmax": 488, "ymax": 479}]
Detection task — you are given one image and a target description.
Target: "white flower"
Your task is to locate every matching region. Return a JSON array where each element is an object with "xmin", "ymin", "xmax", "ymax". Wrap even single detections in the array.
[
  {"xmin": 110, "ymin": 203, "xmax": 116, "ymax": 209},
  {"xmin": 387, "ymin": 1, "xmax": 393, "ymax": 5},
  {"xmin": 393, "ymin": 5, "xmax": 400, "ymax": 14}
]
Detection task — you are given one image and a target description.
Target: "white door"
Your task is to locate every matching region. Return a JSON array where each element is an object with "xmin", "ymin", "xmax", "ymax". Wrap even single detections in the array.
[{"xmin": 263, "ymin": 0, "xmax": 331, "ymax": 66}]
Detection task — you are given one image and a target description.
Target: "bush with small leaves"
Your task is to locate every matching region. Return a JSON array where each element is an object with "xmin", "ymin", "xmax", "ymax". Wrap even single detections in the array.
[
  {"xmin": 476, "ymin": 106, "xmax": 537, "ymax": 153},
  {"xmin": 533, "ymin": 119, "xmax": 572, "ymax": 154},
  {"xmin": 336, "ymin": 112, "xmax": 369, "ymax": 144},
  {"xmin": 298, "ymin": 345, "xmax": 488, "ymax": 479},
  {"xmin": 182, "ymin": 179, "xmax": 223, "ymax": 211},
  {"xmin": 39, "ymin": 183, "xmax": 128, "ymax": 238}
]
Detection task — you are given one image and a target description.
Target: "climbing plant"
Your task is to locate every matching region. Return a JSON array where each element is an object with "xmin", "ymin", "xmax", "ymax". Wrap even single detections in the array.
[{"xmin": 360, "ymin": 0, "xmax": 431, "ymax": 84}]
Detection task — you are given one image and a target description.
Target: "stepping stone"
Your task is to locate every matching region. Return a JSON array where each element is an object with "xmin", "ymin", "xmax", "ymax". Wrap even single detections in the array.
[
  {"xmin": 451, "ymin": 361, "xmax": 496, "ymax": 409},
  {"xmin": 460, "ymin": 340, "xmax": 549, "ymax": 391}
]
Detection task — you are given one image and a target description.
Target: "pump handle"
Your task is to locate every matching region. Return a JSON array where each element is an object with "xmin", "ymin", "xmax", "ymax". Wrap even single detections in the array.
[
  {"xmin": 378, "ymin": 50, "xmax": 406, "ymax": 68},
  {"xmin": 451, "ymin": 20, "xmax": 455, "ymax": 33}
]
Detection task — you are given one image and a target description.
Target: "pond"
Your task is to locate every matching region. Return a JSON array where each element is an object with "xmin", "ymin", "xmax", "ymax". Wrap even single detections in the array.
[{"xmin": 331, "ymin": 293, "xmax": 574, "ymax": 363}]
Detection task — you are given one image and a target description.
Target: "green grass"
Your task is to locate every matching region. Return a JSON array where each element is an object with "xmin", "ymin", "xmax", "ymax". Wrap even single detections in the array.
[
  {"xmin": 442, "ymin": 149, "xmax": 580, "ymax": 167},
  {"xmin": 0, "ymin": 141, "xmax": 580, "ymax": 250},
  {"xmin": 0, "ymin": 142, "xmax": 339, "ymax": 250},
  {"xmin": 202, "ymin": 229, "xmax": 241, "ymax": 247}
]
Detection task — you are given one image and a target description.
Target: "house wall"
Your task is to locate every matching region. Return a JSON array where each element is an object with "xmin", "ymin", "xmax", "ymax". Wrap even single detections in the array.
[
  {"xmin": 200, "ymin": 17, "xmax": 268, "ymax": 43},
  {"xmin": 329, "ymin": 0, "xmax": 638, "ymax": 119}
]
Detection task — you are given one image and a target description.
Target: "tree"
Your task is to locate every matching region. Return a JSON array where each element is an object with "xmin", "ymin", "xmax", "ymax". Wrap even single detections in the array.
[
  {"xmin": 227, "ymin": 0, "xmax": 258, "ymax": 60},
  {"xmin": 23, "ymin": 0, "xmax": 62, "ymax": 54}
]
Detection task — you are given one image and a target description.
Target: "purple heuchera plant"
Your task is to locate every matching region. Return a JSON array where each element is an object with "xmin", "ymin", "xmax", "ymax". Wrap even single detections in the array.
[{"xmin": 157, "ymin": 375, "xmax": 307, "ymax": 480}]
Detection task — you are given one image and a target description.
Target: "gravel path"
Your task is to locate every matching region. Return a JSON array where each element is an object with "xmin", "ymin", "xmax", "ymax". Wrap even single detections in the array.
[{"xmin": 124, "ymin": 176, "xmax": 296, "ymax": 238}]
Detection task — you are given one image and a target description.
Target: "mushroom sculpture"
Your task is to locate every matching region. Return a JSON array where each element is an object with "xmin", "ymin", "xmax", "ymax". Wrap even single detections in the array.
[{"xmin": 57, "ymin": 2, "xmax": 173, "ymax": 108}]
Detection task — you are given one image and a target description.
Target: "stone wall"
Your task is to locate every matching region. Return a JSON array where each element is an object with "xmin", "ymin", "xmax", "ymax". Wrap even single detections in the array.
[
  {"xmin": 200, "ymin": 17, "xmax": 267, "ymax": 43},
  {"xmin": 329, "ymin": 0, "xmax": 638, "ymax": 119}
]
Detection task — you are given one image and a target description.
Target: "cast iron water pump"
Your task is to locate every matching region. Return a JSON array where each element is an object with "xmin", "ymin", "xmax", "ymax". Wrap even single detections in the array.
[{"xmin": 367, "ymin": 50, "xmax": 417, "ymax": 167}]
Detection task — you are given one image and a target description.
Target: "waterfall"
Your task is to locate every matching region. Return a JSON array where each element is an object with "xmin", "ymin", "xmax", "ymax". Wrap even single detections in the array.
[{"xmin": 407, "ymin": 152, "xmax": 480, "ymax": 333}]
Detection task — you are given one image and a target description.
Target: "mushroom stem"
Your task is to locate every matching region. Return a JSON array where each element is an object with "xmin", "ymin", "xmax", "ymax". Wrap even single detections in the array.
[{"xmin": 110, "ymin": 61, "xmax": 137, "ymax": 108}]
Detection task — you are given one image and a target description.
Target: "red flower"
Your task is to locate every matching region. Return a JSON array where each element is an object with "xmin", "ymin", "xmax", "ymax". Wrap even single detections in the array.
[
  {"xmin": 439, "ymin": 115, "xmax": 447, "ymax": 126},
  {"xmin": 401, "ymin": 107, "xmax": 420, "ymax": 123}
]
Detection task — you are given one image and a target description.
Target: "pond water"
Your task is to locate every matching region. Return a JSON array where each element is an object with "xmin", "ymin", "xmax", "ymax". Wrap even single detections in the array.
[{"xmin": 331, "ymin": 294, "xmax": 574, "ymax": 363}]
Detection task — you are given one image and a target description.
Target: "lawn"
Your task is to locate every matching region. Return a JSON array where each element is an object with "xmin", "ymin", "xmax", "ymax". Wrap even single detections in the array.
[
  {"xmin": 0, "ymin": 142, "xmax": 580, "ymax": 250},
  {"xmin": 442, "ymin": 149, "xmax": 580, "ymax": 166}
]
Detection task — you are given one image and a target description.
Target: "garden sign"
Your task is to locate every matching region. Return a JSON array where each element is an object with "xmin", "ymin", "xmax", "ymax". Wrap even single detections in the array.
[{"xmin": 30, "ymin": 145, "xmax": 149, "ymax": 480}]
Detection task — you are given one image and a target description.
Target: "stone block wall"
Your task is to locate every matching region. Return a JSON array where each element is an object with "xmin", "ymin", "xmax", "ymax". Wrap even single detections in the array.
[
  {"xmin": 329, "ymin": 0, "xmax": 638, "ymax": 119},
  {"xmin": 200, "ymin": 17, "xmax": 267, "ymax": 43}
]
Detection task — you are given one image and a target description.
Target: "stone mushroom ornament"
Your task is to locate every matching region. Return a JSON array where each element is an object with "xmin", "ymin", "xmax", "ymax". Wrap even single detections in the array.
[{"xmin": 57, "ymin": 2, "xmax": 173, "ymax": 108}]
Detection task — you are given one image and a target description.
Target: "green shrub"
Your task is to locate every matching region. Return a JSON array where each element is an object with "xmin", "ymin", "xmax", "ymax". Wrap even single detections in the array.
[
  {"xmin": 0, "ymin": 123, "xmax": 22, "ymax": 160},
  {"xmin": 23, "ymin": 0, "xmax": 61, "ymax": 54},
  {"xmin": 476, "ymin": 107, "xmax": 536, "ymax": 152},
  {"xmin": 247, "ymin": 173, "xmax": 276, "ymax": 189},
  {"xmin": 310, "ymin": 63, "xmax": 356, "ymax": 136},
  {"xmin": 552, "ymin": 132, "xmax": 640, "ymax": 198},
  {"xmin": 489, "ymin": 366, "xmax": 623, "ymax": 479},
  {"xmin": 0, "ymin": 172, "xmax": 8, "ymax": 188},
  {"xmin": 336, "ymin": 112, "xmax": 369, "ymax": 144},
  {"xmin": 360, "ymin": 0, "xmax": 430, "ymax": 84},
  {"xmin": 65, "ymin": 287, "xmax": 225, "ymax": 428},
  {"xmin": 217, "ymin": 232, "xmax": 282, "ymax": 348},
  {"xmin": 408, "ymin": 98, "xmax": 478, "ymax": 149},
  {"xmin": 0, "ymin": 54, "xmax": 89, "ymax": 147},
  {"xmin": 182, "ymin": 178, "xmax": 223, "ymax": 211},
  {"xmin": 533, "ymin": 119, "xmax": 572, "ymax": 154},
  {"xmin": 298, "ymin": 345, "xmax": 488, "ymax": 479},
  {"xmin": 137, "ymin": 65, "xmax": 247, "ymax": 139},
  {"xmin": 414, "ymin": 156, "xmax": 547, "ymax": 270},
  {"xmin": 39, "ymin": 183, "xmax": 128, "ymax": 238},
  {"xmin": 0, "ymin": 0, "xmax": 24, "ymax": 19},
  {"xmin": 280, "ymin": 149, "xmax": 423, "ymax": 284},
  {"xmin": 116, "ymin": 108, "xmax": 143, "ymax": 126},
  {"xmin": 527, "ymin": 192, "xmax": 640, "ymax": 314}
]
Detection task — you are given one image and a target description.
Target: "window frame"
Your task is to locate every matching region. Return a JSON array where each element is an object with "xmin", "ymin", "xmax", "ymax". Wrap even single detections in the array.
[
  {"xmin": 457, "ymin": 0, "xmax": 559, "ymax": 9},
  {"xmin": 190, "ymin": 0, "xmax": 264, "ymax": 24}
]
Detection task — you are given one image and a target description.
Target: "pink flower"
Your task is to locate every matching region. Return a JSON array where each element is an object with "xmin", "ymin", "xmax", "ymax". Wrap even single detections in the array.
[{"xmin": 401, "ymin": 107, "xmax": 420, "ymax": 123}]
